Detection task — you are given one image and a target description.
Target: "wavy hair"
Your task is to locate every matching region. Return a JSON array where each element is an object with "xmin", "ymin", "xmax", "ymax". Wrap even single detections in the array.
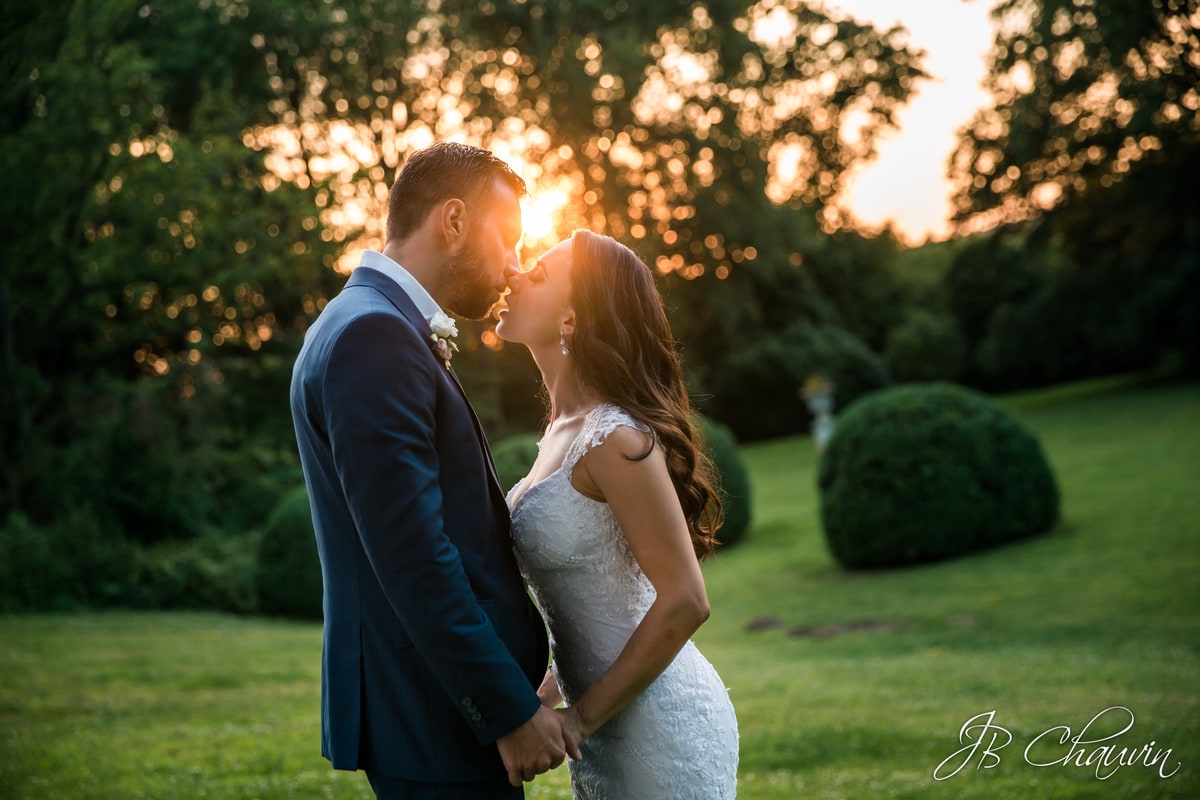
[{"xmin": 569, "ymin": 230, "xmax": 722, "ymax": 560}]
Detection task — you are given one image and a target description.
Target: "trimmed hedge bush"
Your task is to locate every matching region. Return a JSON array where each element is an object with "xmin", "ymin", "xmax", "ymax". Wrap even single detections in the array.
[
  {"xmin": 817, "ymin": 383, "xmax": 1059, "ymax": 569},
  {"xmin": 256, "ymin": 486, "xmax": 323, "ymax": 619},
  {"xmin": 696, "ymin": 415, "xmax": 752, "ymax": 547},
  {"xmin": 0, "ymin": 507, "xmax": 137, "ymax": 612}
]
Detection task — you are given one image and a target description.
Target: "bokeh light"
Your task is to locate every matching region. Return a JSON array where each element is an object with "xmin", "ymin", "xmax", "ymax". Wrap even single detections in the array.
[{"xmin": 520, "ymin": 187, "xmax": 571, "ymax": 252}]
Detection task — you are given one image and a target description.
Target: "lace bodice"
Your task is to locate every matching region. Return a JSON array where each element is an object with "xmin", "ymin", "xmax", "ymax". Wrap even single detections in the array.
[{"xmin": 508, "ymin": 404, "xmax": 738, "ymax": 799}]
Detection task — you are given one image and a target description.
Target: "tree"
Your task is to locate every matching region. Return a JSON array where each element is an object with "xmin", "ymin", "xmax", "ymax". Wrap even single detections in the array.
[
  {"xmin": 229, "ymin": 0, "xmax": 925, "ymax": 435},
  {"xmin": 0, "ymin": 1, "xmax": 344, "ymax": 535},
  {"xmin": 950, "ymin": 0, "xmax": 1199, "ymax": 229},
  {"xmin": 343, "ymin": 0, "xmax": 925, "ymax": 431},
  {"xmin": 1, "ymin": 0, "xmax": 930, "ymax": 605},
  {"xmin": 945, "ymin": 0, "xmax": 1199, "ymax": 384}
]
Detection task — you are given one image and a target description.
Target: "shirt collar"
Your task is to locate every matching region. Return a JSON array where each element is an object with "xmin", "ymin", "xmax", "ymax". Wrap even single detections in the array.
[{"xmin": 357, "ymin": 250, "xmax": 444, "ymax": 322}]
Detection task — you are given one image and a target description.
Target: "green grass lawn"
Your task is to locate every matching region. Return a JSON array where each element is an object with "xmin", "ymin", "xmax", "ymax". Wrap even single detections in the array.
[{"xmin": 1, "ymin": 376, "xmax": 1197, "ymax": 799}]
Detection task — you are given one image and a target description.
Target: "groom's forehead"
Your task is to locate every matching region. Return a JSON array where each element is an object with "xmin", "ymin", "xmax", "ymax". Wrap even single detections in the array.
[
  {"xmin": 480, "ymin": 176, "xmax": 521, "ymax": 210},
  {"xmin": 476, "ymin": 178, "xmax": 522, "ymax": 226}
]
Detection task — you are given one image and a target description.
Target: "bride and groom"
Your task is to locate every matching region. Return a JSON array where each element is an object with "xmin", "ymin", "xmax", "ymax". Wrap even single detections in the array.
[{"xmin": 290, "ymin": 142, "xmax": 739, "ymax": 799}]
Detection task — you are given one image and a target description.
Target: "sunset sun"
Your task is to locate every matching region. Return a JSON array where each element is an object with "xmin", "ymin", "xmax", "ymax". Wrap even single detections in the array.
[{"xmin": 521, "ymin": 187, "xmax": 571, "ymax": 250}]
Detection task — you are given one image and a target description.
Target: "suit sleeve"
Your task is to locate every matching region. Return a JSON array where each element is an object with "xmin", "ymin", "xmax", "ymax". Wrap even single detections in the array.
[{"xmin": 321, "ymin": 310, "xmax": 540, "ymax": 743}]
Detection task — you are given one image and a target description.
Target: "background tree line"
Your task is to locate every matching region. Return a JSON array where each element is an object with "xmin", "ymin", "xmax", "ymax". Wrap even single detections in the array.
[{"xmin": 1, "ymin": 0, "xmax": 1194, "ymax": 611}]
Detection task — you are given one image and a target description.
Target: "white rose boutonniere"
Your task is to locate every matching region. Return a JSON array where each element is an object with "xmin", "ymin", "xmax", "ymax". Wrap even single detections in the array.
[{"xmin": 428, "ymin": 311, "xmax": 459, "ymax": 368}]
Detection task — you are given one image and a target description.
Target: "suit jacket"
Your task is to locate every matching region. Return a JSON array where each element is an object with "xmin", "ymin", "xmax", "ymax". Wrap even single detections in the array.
[{"xmin": 289, "ymin": 265, "xmax": 548, "ymax": 782}]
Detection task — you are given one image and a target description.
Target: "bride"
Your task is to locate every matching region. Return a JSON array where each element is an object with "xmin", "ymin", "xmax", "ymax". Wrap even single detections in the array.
[{"xmin": 496, "ymin": 229, "xmax": 739, "ymax": 798}]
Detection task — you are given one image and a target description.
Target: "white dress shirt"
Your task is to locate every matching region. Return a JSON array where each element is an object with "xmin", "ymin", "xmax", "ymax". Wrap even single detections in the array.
[{"xmin": 357, "ymin": 249, "xmax": 443, "ymax": 324}]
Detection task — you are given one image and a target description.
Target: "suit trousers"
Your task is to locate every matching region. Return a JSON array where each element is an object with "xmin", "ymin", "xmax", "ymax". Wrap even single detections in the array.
[{"xmin": 366, "ymin": 771, "xmax": 524, "ymax": 800}]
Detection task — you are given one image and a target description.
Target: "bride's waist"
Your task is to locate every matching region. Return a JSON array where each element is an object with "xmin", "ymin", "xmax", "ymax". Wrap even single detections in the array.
[
  {"xmin": 546, "ymin": 613, "xmax": 639, "ymax": 652},
  {"xmin": 554, "ymin": 639, "xmax": 706, "ymax": 705}
]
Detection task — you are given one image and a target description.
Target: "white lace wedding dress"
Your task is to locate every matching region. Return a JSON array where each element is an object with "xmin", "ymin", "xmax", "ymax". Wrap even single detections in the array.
[{"xmin": 508, "ymin": 404, "xmax": 739, "ymax": 799}]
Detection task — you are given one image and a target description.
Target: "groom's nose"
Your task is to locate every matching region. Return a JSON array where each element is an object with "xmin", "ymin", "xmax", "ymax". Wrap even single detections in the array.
[{"xmin": 504, "ymin": 257, "xmax": 521, "ymax": 287}]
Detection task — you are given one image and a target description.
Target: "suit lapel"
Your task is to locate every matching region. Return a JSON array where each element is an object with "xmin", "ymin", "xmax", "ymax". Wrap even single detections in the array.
[
  {"xmin": 445, "ymin": 365, "xmax": 509, "ymax": 508},
  {"xmin": 347, "ymin": 267, "xmax": 509, "ymax": 509}
]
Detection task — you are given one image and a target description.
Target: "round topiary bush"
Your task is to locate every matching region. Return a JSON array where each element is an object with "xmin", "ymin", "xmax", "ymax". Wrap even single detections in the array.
[
  {"xmin": 696, "ymin": 415, "xmax": 752, "ymax": 547},
  {"xmin": 256, "ymin": 486, "xmax": 323, "ymax": 619},
  {"xmin": 817, "ymin": 383, "xmax": 1059, "ymax": 569},
  {"xmin": 492, "ymin": 432, "xmax": 542, "ymax": 493}
]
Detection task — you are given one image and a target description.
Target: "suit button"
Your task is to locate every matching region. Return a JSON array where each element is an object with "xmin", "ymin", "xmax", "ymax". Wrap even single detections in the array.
[
  {"xmin": 461, "ymin": 697, "xmax": 473, "ymax": 707},
  {"xmin": 471, "ymin": 711, "xmax": 482, "ymax": 721}
]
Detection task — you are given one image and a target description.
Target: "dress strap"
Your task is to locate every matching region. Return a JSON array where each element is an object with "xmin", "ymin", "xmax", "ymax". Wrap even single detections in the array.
[{"xmin": 561, "ymin": 403, "xmax": 653, "ymax": 476}]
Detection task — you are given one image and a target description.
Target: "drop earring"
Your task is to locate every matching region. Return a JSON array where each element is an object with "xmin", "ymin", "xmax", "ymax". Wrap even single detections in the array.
[{"xmin": 560, "ymin": 329, "xmax": 570, "ymax": 356}]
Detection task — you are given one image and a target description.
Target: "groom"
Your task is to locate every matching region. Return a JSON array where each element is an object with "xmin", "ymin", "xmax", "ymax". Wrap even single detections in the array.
[{"xmin": 290, "ymin": 142, "xmax": 578, "ymax": 798}]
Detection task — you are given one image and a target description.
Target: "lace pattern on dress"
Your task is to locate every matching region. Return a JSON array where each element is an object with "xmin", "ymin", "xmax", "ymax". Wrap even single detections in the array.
[{"xmin": 560, "ymin": 403, "xmax": 654, "ymax": 478}]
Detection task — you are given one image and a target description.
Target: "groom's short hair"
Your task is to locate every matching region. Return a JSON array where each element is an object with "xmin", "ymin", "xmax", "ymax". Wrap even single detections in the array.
[{"xmin": 386, "ymin": 142, "xmax": 526, "ymax": 243}]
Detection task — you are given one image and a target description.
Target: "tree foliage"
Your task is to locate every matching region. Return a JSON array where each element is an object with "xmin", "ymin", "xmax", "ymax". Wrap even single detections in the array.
[
  {"xmin": 242, "ymin": 0, "xmax": 925, "ymax": 435},
  {"xmin": 944, "ymin": 0, "xmax": 1198, "ymax": 386},
  {"xmin": 950, "ymin": 0, "xmax": 1199, "ymax": 229},
  {"xmin": 1, "ymin": 1, "xmax": 343, "ymax": 535},
  {"xmin": 1, "ymin": 0, "xmax": 926, "ymax": 606}
]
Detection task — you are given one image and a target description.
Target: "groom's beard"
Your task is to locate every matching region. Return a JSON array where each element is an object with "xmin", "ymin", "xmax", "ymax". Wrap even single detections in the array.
[{"xmin": 440, "ymin": 238, "xmax": 500, "ymax": 321}]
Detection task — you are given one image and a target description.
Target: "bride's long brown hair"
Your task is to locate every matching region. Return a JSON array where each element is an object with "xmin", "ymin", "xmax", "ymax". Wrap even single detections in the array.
[{"xmin": 568, "ymin": 229, "xmax": 722, "ymax": 561}]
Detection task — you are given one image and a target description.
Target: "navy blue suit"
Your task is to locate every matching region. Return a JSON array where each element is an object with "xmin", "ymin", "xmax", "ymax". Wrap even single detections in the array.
[{"xmin": 289, "ymin": 265, "xmax": 548, "ymax": 787}]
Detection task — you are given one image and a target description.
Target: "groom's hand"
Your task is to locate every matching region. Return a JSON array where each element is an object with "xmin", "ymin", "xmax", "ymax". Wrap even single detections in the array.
[{"xmin": 496, "ymin": 706, "xmax": 580, "ymax": 786}]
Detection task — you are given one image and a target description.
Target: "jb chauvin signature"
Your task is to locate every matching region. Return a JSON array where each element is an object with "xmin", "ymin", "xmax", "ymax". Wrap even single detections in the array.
[{"xmin": 934, "ymin": 706, "xmax": 1181, "ymax": 781}]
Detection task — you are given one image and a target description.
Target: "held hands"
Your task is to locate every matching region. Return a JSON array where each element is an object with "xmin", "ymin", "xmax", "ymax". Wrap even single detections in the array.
[
  {"xmin": 496, "ymin": 705, "xmax": 583, "ymax": 787},
  {"xmin": 554, "ymin": 705, "xmax": 589, "ymax": 751},
  {"xmin": 536, "ymin": 670, "xmax": 590, "ymax": 770}
]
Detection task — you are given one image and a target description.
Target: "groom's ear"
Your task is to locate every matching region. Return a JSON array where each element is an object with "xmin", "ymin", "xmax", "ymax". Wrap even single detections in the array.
[{"xmin": 439, "ymin": 199, "xmax": 467, "ymax": 247}]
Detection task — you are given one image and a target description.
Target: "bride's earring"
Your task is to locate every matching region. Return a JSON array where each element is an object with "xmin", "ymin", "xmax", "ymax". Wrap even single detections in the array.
[{"xmin": 560, "ymin": 329, "xmax": 570, "ymax": 356}]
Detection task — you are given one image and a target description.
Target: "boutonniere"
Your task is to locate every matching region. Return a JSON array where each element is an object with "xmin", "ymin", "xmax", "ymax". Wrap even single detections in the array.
[{"xmin": 428, "ymin": 311, "xmax": 459, "ymax": 369}]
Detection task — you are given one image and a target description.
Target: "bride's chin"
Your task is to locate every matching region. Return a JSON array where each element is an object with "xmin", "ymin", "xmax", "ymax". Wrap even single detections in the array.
[{"xmin": 494, "ymin": 315, "xmax": 514, "ymax": 342}]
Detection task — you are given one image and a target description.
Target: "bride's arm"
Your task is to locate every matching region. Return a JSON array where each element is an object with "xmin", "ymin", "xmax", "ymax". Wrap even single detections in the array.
[{"xmin": 559, "ymin": 425, "xmax": 711, "ymax": 741}]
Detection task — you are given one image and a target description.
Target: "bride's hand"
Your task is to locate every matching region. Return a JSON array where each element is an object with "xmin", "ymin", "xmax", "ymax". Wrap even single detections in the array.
[
  {"xmin": 555, "ymin": 705, "xmax": 588, "ymax": 757},
  {"xmin": 537, "ymin": 669, "xmax": 563, "ymax": 708}
]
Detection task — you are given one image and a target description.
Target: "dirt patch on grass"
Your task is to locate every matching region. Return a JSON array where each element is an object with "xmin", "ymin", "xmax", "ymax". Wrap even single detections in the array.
[{"xmin": 744, "ymin": 615, "xmax": 910, "ymax": 639}]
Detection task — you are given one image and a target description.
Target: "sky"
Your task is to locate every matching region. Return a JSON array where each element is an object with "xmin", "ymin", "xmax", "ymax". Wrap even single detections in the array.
[{"xmin": 826, "ymin": 0, "xmax": 996, "ymax": 243}]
